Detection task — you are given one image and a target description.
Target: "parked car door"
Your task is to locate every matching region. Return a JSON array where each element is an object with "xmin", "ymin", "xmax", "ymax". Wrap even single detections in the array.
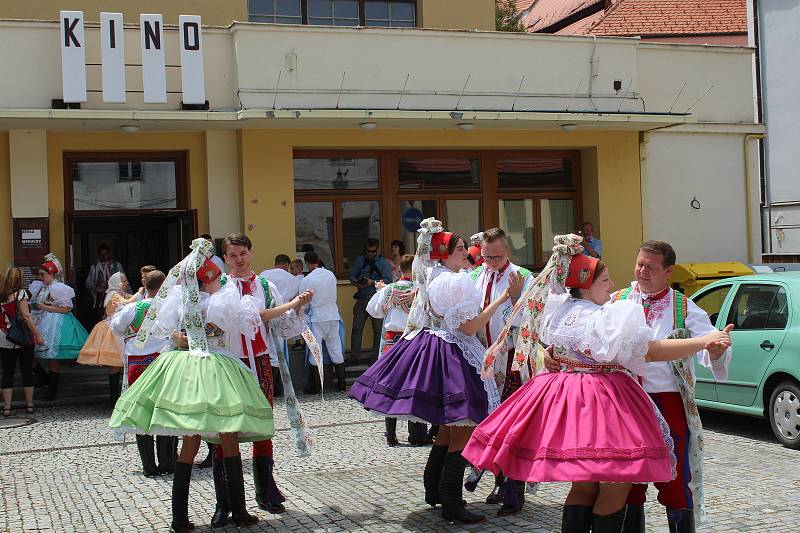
[
  {"xmin": 716, "ymin": 282, "xmax": 790, "ymax": 406},
  {"xmin": 690, "ymin": 283, "xmax": 735, "ymax": 401}
]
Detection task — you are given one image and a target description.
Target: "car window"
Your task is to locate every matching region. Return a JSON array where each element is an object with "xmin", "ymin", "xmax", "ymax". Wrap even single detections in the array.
[
  {"xmin": 692, "ymin": 285, "xmax": 732, "ymax": 326},
  {"xmin": 726, "ymin": 284, "xmax": 786, "ymax": 330}
]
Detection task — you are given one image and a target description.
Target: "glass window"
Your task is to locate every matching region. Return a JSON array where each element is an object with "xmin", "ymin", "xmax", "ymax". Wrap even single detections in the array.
[
  {"xmin": 444, "ymin": 199, "xmax": 480, "ymax": 249},
  {"xmin": 499, "ymin": 199, "xmax": 536, "ymax": 267},
  {"xmin": 293, "ymin": 158, "xmax": 379, "ymax": 190},
  {"xmin": 342, "ymin": 201, "xmax": 381, "ymax": 274},
  {"xmin": 365, "ymin": 1, "xmax": 416, "ymax": 27},
  {"xmin": 692, "ymin": 285, "xmax": 732, "ymax": 325},
  {"xmin": 248, "ymin": 0, "xmax": 302, "ymax": 24},
  {"xmin": 727, "ymin": 284, "xmax": 784, "ymax": 330},
  {"xmin": 295, "ymin": 202, "xmax": 335, "ymax": 270},
  {"xmin": 498, "ymin": 158, "xmax": 574, "ymax": 189},
  {"xmin": 308, "ymin": 0, "xmax": 359, "ymax": 26},
  {"xmin": 72, "ymin": 161, "xmax": 177, "ymax": 210},
  {"xmin": 398, "ymin": 200, "xmax": 436, "ymax": 252},
  {"xmin": 398, "ymin": 158, "xmax": 480, "ymax": 190},
  {"xmin": 540, "ymin": 199, "xmax": 575, "ymax": 261}
]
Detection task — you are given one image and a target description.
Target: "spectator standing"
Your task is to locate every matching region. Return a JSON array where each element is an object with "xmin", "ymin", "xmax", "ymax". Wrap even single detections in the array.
[
  {"xmin": 580, "ymin": 222, "xmax": 602, "ymax": 259},
  {"xmin": 348, "ymin": 238, "xmax": 392, "ymax": 361},
  {"xmin": 1, "ymin": 266, "xmax": 45, "ymax": 416},
  {"xmin": 388, "ymin": 240, "xmax": 406, "ymax": 281},
  {"xmin": 85, "ymin": 243, "xmax": 125, "ymax": 323},
  {"xmin": 261, "ymin": 255, "xmax": 301, "ymax": 301},
  {"xmin": 299, "ymin": 252, "xmax": 345, "ymax": 393}
]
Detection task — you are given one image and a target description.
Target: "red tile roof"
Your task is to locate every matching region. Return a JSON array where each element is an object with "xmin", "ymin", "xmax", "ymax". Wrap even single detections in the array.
[
  {"xmin": 516, "ymin": 0, "xmax": 605, "ymax": 32},
  {"xmin": 557, "ymin": 0, "xmax": 748, "ymax": 37}
]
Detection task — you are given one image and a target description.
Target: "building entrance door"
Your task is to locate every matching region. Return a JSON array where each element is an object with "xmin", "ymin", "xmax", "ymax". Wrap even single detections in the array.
[{"xmin": 67, "ymin": 211, "xmax": 196, "ymax": 328}]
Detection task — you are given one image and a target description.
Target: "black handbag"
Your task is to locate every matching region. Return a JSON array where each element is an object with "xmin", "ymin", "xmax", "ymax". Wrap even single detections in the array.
[{"xmin": 5, "ymin": 294, "xmax": 33, "ymax": 347}]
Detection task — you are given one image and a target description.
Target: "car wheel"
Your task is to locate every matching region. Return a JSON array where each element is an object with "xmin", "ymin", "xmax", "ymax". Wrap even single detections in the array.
[{"xmin": 769, "ymin": 381, "xmax": 800, "ymax": 450}]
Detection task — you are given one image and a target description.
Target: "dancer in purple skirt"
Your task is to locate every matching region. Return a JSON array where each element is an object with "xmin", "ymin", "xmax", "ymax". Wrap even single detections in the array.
[{"xmin": 349, "ymin": 218, "xmax": 522, "ymax": 525}]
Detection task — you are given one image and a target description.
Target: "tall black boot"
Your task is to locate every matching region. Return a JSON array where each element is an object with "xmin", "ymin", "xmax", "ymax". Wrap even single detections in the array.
[
  {"xmin": 253, "ymin": 456, "xmax": 286, "ymax": 514},
  {"xmin": 408, "ymin": 422, "xmax": 433, "ymax": 446},
  {"xmin": 485, "ymin": 472, "xmax": 506, "ymax": 504},
  {"xmin": 423, "ymin": 444, "xmax": 448, "ymax": 507},
  {"xmin": 561, "ymin": 505, "xmax": 593, "ymax": 533},
  {"xmin": 384, "ymin": 417, "xmax": 399, "ymax": 446},
  {"xmin": 272, "ymin": 366, "xmax": 284, "ymax": 398},
  {"xmin": 497, "ymin": 479, "xmax": 525, "ymax": 516},
  {"xmin": 623, "ymin": 504, "xmax": 646, "ymax": 533},
  {"xmin": 592, "ymin": 507, "xmax": 627, "ymax": 533},
  {"xmin": 108, "ymin": 373, "xmax": 121, "ymax": 406},
  {"xmin": 303, "ymin": 365, "xmax": 321, "ymax": 395},
  {"xmin": 45, "ymin": 373, "xmax": 59, "ymax": 401},
  {"xmin": 439, "ymin": 452, "xmax": 485, "ymax": 524},
  {"xmin": 156, "ymin": 436, "xmax": 178, "ymax": 475},
  {"xmin": 170, "ymin": 461, "xmax": 194, "ymax": 533},
  {"xmin": 223, "ymin": 455, "xmax": 259, "ymax": 527},
  {"xmin": 135, "ymin": 434, "xmax": 159, "ymax": 477},
  {"xmin": 210, "ymin": 451, "xmax": 229, "ymax": 528},
  {"xmin": 333, "ymin": 363, "xmax": 347, "ymax": 392},
  {"xmin": 667, "ymin": 508, "xmax": 696, "ymax": 533},
  {"xmin": 32, "ymin": 364, "xmax": 49, "ymax": 389},
  {"xmin": 196, "ymin": 442, "xmax": 213, "ymax": 469}
]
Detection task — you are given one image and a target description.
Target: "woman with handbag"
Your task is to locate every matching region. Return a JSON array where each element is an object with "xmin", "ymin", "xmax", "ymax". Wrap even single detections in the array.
[{"xmin": 1, "ymin": 266, "xmax": 45, "ymax": 416}]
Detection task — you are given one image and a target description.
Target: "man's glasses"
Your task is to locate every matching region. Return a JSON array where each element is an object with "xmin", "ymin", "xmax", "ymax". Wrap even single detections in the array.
[
  {"xmin": 366, "ymin": 249, "xmax": 378, "ymax": 255},
  {"xmin": 481, "ymin": 254, "xmax": 504, "ymax": 262}
]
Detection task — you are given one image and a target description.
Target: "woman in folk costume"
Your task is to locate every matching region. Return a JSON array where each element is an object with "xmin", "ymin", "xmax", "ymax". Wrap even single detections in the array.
[
  {"xmin": 461, "ymin": 237, "xmax": 732, "ymax": 532},
  {"xmin": 109, "ymin": 239, "xmax": 276, "ymax": 532},
  {"xmin": 350, "ymin": 218, "xmax": 520, "ymax": 525},
  {"xmin": 78, "ymin": 272, "xmax": 138, "ymax": 404},
  {"xmin": 29, "ymin": 253, "xmax": 89, "ymax": 400}
]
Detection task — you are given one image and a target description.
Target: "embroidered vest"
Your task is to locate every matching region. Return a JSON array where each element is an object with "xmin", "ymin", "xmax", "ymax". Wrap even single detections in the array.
[{"xmin": 125, "ymin": 301, "xmax": 151, "ymax": 339}]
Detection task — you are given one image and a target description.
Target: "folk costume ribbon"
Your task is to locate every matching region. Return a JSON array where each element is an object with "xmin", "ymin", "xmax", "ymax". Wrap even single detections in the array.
[{"xmin": 402, "ymin": 217, "xmax": 443, "ymax": 339}]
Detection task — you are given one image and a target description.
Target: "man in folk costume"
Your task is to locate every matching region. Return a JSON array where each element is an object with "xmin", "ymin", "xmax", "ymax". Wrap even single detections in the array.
[
  {"xmin": 85, "ymin": 243, "xmax": 125, "ymax": 323},
  {"xmin": 469, "ymin": 228, "xmax": 530, "ymax": 515},
  {"xmin": 543, "ymin": 240, "xmax": 731, "ymax": 533},
  {"xmin": 209, "ymin": 232, "xmax": 307, "ymax": 524},
  {"xmin": 109, "ymin": 270, "xmax": 177, "ymax": 477}
]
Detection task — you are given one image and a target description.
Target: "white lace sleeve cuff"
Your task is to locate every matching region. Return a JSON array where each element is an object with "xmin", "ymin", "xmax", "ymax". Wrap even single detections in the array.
[{"xmin": 444, "ymin": 300, "xmax": 480, "ymax": 330}]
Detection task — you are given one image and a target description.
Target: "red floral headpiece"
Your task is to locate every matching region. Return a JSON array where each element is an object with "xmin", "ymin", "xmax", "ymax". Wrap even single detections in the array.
[
  {"xmin": 566, "ymin": 254, "xmax": 599, "ymax": 290},
  {"xmin": 430, "ymin": 232, "xmax": 454, "ymax": 260},
  {"xmin": 195, "ymin": 258, "xmax": 221, "ymax": 283}
]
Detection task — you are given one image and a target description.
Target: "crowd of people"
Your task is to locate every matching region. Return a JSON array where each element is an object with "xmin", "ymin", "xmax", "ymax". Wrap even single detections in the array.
[{"xmin": 0, "ymin": 219, "xmax": 732, "ymax": 533}]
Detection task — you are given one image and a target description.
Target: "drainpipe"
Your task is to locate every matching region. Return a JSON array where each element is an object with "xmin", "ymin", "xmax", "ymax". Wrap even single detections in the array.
[{"xmin": 744, "ymin": 134, "xmax": 765, "ymax": 263}]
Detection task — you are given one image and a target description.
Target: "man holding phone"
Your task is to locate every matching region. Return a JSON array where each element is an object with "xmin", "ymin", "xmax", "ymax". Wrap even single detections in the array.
[{"xmin": 349, "ymin": 238, "xmax": 392, "ymax": 362}]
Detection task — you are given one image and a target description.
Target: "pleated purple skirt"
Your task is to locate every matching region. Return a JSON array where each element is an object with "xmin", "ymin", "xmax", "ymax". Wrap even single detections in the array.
[{"xmin": 348, "ymin": 330, "xmax": 488, "ymax": 425}]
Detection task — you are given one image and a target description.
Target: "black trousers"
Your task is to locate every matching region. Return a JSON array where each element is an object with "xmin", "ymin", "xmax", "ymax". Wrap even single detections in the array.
[{"xmin": 0, "ymin": 345, "xmax": 34, "ymax": 389}]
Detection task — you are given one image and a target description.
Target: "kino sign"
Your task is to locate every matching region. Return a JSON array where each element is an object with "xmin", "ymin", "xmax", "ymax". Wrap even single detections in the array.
[{"xmin": 60, "ymin": 11, "xmax": 205, "ymax": 105}]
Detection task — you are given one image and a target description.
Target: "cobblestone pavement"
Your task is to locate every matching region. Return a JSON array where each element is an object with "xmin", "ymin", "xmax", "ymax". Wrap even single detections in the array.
[{"xmin": 1, "ymin": 394, "xmax": 797, "ymax": 532}]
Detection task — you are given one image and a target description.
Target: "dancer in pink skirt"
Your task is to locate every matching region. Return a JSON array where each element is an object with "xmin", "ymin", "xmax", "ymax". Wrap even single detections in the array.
[{"xmin": 462, "ymin": 249, "xmax": 732, "ymax": 532}]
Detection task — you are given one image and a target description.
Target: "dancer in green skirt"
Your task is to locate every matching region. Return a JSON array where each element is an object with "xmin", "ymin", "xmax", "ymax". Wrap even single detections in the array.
[{"xmin": 109, "ymin": 238, "xmax": 278, "ymax": 532}]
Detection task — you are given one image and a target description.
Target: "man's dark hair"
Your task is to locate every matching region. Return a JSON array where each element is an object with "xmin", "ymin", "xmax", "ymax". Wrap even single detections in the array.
[
  {"xmin": 274, "ymin": 254, "xmax": 291, "ymax": 266},
  {"xmin": 639, "ymin": 240, "xmax": 676, "ymax": 268},
  {"xmin": 139, "ymin": 265, "xmax": 157, "ymax": 275},
  {"xmin": 144, "ymin": 270, "xmax": 166, "ymax": 292},
  {"xmin": 400, "ymin": 254, "xmax": 414, "ymax": 273},
  {"xmin": 97, "ymin": 243, "xmax": 111, "ymax": 252},
  {"xmin": 581, "ymin": 222, "xmax": 593, "ymax": 229},
  {"xmin": 364, "ymin": 237, "xmax": 380, "ymax": 251},
  {"xmin": 200, "ymin": 233, "xmax": 213, "ymax": 241},
  {"xmin": 305, "ymin": 251, "xmax": 320, "ymax": 265},
  {"xmin": 222, "ymin": 233, "xmax": 252, "ymax": 253},
  {"xmin": 482, "ymin": 227, "xmax": 507, "ymax": 244}
]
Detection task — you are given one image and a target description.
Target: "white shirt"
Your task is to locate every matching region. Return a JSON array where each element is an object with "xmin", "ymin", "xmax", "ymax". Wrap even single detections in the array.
[
  {"xmin": 110, "ymin": 297, "xmax": 169, "ymax": 356},
  {"xmin": 472, "ymin": 262, "xmax": 529, "ymax": 349},
  {"xmin": 366, "ymin": 279, "xmax": 412, "ymax": 333},
  {"xmin": 261, "ymin": 268, "xmax": 301, "ymax": 301},
  {"xmin": 299, "ymin": 267, "xmax": 340, "ymax": 322},
  {"xmin": 617, "ymin": 282, "xmax": 732, "ymax": 393}
]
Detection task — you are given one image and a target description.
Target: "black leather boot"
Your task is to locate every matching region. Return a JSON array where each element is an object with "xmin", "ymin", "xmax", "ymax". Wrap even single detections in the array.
[
  {"xmin": 45, "ymin": 373, "xmax": 59, "ymax": 401},
  {"xmin": 498, "ymin": 479, "xmax": 525, "ymax": 516},
  {"xmin": 623, "ymin": 503, "xmax": 646, "ymax": 533},
  {"xmin": 156, "ymin": 436, "xmax": 178, "ymax": 475},
  {"xmin": 423, "ymin": 444, "xmax": 448, "ymax": 507},
  {"xmin": 561, "ymin": 505, "xmax": 593, "ymax": 533},
  {"xmin": 170, "ymin": 461, "xmax": 195, "ymax": 533},
  {"xmin": 592, "ymin": 507, "xmax": 627, "ymax": 533},
  {"xmin": 408, "ymin": 422, "xmax": 433, "ymax": 446},
  {"xmin": 136, "ymin": 434, "xmax": 159, "ymax": 477},
  {"xmin": 196, "ymin": 442, "xmax": 212, "ymax": 469},
  {"xmin": 210, "ymin": 451, "xmax": 229, "ymax": 528},
  {"xmin": 439, "ymin": 452, "xmax": 485, "ymax": 524},
  {"xmin": 485, "ymin": 473, "xmax": 506, "ymax": 504},
  {"xmin": 253, "ymin": 456, "xmax": 286, "ymax": 514},
  {"xmin": 667, "ymin": 508, "xmax": 696, "ymax": 533},
  {"xmin": 332, "ymin": 363, "xmax": 346, "ymax": 392},
  {"xmin": 223, "ymin": 455, "xmax": 259, "ymax": 527},
  {"xmin": 108, "ymin": 373, "xmax": 121, "ymax": 406},
  {"xmin": 303, "ymin": 366, "xmax": 321, "ymax": 395},
  {"xmin": 385, "ymin": 418, "xmax": 399, "ymax": 446},
  {"xmin": 272, "ymin": 366, "xmax": 284, "ymax": 398}
]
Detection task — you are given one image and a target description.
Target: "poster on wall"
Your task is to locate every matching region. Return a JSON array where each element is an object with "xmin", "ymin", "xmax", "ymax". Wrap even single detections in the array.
[{"xmin": 13, "ymin": 218, "xmax": 50, "ymax": 287}]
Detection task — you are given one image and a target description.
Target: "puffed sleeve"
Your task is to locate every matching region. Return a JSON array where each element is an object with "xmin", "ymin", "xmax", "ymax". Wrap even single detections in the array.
[
  {"xmin": 433, "ymin": 272, "xmax": 482, "ymax": 330},
  {"xmin": 207, "ymin": 283, "xmax": 261, "ymax": 340},
  {"xmin": 586, "ymin": 299, "xmax": 653, "ymax": 375},
  {"xmin": 109, "ymin": 302, "xmax": 137, "ymax": 336},
  {"xmin": 366, "ymin": 286, "xmax": 388, "ymax": 319},
  {"xmin": 48, "ymin": 282, "xmax": 76, "ymax": 308}
]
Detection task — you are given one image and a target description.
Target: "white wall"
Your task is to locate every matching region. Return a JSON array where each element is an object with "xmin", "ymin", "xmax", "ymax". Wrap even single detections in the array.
[
  {"xmin": 642, "ymin": 131, "xmax": 761, "ymax": 263},
  {"xmin": 759, "ymin": 1, "xmax": 800, "ymax": 254}
]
